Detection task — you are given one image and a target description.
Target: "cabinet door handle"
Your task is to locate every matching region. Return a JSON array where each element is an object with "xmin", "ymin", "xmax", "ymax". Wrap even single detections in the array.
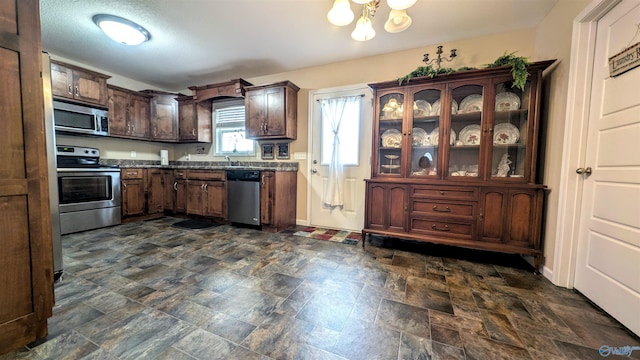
[
  {"xmin": 200, "ymin": 183, "xmax": 204, "ymax": 191},
  {"xmin": 431, "ymin": 224, "xmax": 450, "ymax": 231},
  {"xmin": 75, "ymin": 85, "xmax": 79, "ymax": 96},
  {"xmin": 173, "ymin": 181, "xmax": 178, "ymax": 191},
  {"xmin": 154, "ymin": 126, "xmax": 157, "ymax": 137},
  {"xmin": 261, "ymin": 174, "xmax": 265, "ymax": 185},
  {"xmin": 432, "ymin": 205, "xmax": 451, "ymax": 212},
  {"xmin": 204, "ymin": 183, "xmax": 208, "ymax": 192},
  {"xmin": 192, "ymin": 128, "xmax": 196, "ymax": 137},
  {"xmin": 439, "ymin": 191, "xmax": 445, "ymax": 195},
  {"xmin": 122, "ymin": 182, "xmax": 127, "ymax": 191},
  {"xmin": 67, "ymin": 85, "xmax": 72, "ymax": 95},
  {"xmin": 264, "ymin": 123, "xmax": 268, "ymax": 133}
]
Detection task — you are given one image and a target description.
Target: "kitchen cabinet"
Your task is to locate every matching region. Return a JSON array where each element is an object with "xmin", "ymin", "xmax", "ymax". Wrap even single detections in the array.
[
  {"xmin": 141, "ymin": 90, "xmax": 182, "ymax": 142},
  {"xmin": 121, "ymin": 168, "xmax": 145, "ymax": 217},
  {"xmin": 364, "ymin": 60, "xmax": 554, "ymax": 271},
  {"xmin": 245, "ymin": 81, "xmax": 299, "ymax": 140},
  {"xmin": 163, "ymin": 170, "xmax": 175, "ymax": 211},
  {"xmin": 146, "ymin": 168, "xmax": 164, "ymax": 215},
  {"xmin": 108, "ymin": 85, "xmax": 151, "ymax": 139},
  {"xmin": 176, "ymin": 95, "xmax": 213, "ymax": 142},
  {"xmin": 0, "ymin": 0, "xmax": 54, "ymax": 352},
  {"xmin": 260, "ymin": 171, "xmax": 297, "ymax": 231},
  {"xmin": 174, "ymin": 170, "xmax": 187, "ymax": 214},
  {"xmin": 50, "ymin": 60, "xmax": 110, "ymax": 107},
  {"xmin": 185, "ymin": 170, "xmax": 226, "ymax": 219}
]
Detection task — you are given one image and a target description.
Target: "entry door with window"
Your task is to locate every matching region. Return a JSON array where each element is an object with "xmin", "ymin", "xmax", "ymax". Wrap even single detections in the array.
[
  {"xmin": 309, "ymin": 86, "xmax": 372, "ymax": 231},
  {"xmin": 574, "ymin": 0, "xmax": 640, "ymax": 335}
]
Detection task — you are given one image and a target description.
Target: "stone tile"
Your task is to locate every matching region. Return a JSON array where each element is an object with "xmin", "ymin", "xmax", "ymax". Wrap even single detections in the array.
[
  {"xmin": 405, "ymin": 276, "xmax": 454, "ymax": 314},
  {"xmin": 241, "ymin": 312, "xmax": 316, "ymax": 359},
  {"xmin": 398, "ymin": 332, "xmax": 433, "ymax": 360},
  {"xmin": 431, "ymin": 324, "xmax": 463, "ymax": 348},
  {"xmin": 296, "ymin": 294, "xmax": 356, "ymax": 331},
  {"xmin": 173, "ymin": 329, "xmax": 237, "ymax": 360},
  {"xmin": 249, "ymin": 272, "xmax": 304, "ymax": 298},
  {"xmin": 460, "ymin": 332, "xmax": 532, "ymax": 360},
  {"xmin": 432, "ymin": 341, "xmax": 466, "ymax": 360},
  {"xmin": 480, "ymin": 310, "xmax": 524, "ymax": 347},
  {"xmin": 329, "ymin": 317, "xmax": 401, "ymax": 360},
  {"xmin": 32, "ymin": 330, "xmax": 100, "ymax": 359},
  {"xmin": 376, "ymin": 299, "xmax": 431, "ymax": 338},
  {"xmin": 194, "ymin": 268, "xmax": 248, "ymax": 293}
]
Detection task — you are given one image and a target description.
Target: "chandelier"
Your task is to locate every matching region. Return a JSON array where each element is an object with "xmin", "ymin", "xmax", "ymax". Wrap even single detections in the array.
[{"xmin": 327, "ymin": 0, "xmax": 416, "ymax": 41}]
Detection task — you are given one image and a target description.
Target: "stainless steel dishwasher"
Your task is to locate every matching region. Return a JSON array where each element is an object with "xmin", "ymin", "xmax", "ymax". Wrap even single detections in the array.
[{"xmin": 226, "ymin": 170, "xmax": 261, "ymax": 225}]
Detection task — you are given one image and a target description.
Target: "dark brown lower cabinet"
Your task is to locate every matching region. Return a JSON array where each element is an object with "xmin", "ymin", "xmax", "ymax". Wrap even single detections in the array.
[
  {"xmin": 260, "ymin": 171, "xmax": 297, "ymax": 231},
  {"xmin": 121, "ymin": 169, "xmax": 145, "ymax": 217},
  {"xmin": 162, "ymin": 170, "xmax": 175, "ymax": 211},
  {"xmin": 364, "ymin": 181, "xmax": 545, "ymax": 271},
  {"xmin": 146, "ymin": 168, "xmax": 164, "ymax": 214},
  {"xmin": 185, "ymin": 171, "xmax": 226, "ymax": 219}
]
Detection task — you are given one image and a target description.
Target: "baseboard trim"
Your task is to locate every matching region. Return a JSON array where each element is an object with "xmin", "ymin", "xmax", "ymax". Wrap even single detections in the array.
[{"xmin": 296, "ymin": 219, "xmax": 308, "ymax": 226}]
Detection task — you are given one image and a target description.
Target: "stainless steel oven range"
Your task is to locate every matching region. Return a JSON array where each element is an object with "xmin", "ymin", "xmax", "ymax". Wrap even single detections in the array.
[{"xmin": 56, "ymin": 145, "xmax": 121, "ymax": 234}]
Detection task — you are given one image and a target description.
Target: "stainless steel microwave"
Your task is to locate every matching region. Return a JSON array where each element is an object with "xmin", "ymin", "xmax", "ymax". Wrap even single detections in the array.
[{"xmin": 53, "ymin": 100, "xmax": 109, "ymax": 136}]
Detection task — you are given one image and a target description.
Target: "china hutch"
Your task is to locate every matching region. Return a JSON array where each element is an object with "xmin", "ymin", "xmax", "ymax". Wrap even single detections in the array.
[{"xmin": 364, "ymin": 60, "xmax": 554, "ymax": 272}]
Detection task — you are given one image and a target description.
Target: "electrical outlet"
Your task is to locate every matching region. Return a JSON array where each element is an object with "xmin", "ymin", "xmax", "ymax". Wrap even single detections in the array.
[
  {"xmin": 195, "ymin": 146, "xmax": 206, "ymax": 155},
  {"xmin": 130, "ymin": 151, "xmax": 137, "ymax": 158},
  {"xmin": 293, "ymin": 152, "xmax": 307, "ymax": 160}
]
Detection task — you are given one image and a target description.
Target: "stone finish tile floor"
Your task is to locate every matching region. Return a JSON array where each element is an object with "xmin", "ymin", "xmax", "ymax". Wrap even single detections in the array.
[{"xmin": 3, "ymin": 217, "xmax": 638, "ymax": 359}]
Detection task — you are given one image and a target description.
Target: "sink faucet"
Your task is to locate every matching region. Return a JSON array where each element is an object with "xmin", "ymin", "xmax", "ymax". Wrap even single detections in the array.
[{"xmin": 225, "ymin": 156, "xmax": 231, "ymax": 165}]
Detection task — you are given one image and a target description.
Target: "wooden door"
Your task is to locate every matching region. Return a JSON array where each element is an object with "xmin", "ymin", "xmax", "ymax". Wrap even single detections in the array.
[
  {"xmin": 574, "ymin": 0, "xmax": 640, "ymax": 335},
  {"xmin": 146, "ymin": 169, "xmax": 164, "ymax": 214},
  {"xmin": 0, "ymin": 0, "xmax": 54, "ymax": 352},
  {"xmin": 204, "ymin": 181, "xmax": 226, "ymax": 218},
  {"xmin": 129, "ymin": 93, "xmax": 150, "ymax": 138},
  {"xmin": 73, "ymin": 69, "xmax": 107, "ymax": 106},
  {"xmin": 260, "ymin": 171, "xmax": 274, "ymax": 224},
  {"xmin": 150, "ymin": 93, "xmax": 178, "ymax": 141},
  {"xmin": 186, "ymin": 181, "xmax": 205, "ymax": 215},
  {"xmin": 265, "ymin": 86, "xmax": 285, "ymax": 136},
  {"xmin": 163, "ymin": 170, "xmax": 175, "ymax": 211},
  {"xmin": 122, "ymin": 179, "xmax": 145, "ymax": 216},
  {"xmin": 50, "ymin": 62, "xmax": 73, "ymax": 100},
  {"xmin": 366, "ymin": 182, "xmax": 407, "ymax": 232},
  {"xmin": 178, "ymin": 100, "xmax": 196, "ymax": 141},
  {"xmin": 478, "ymin": 188, "xmax": 506, "ymax": 242},
  {"xmin": 108, "ymin": 87, "xmax": 130, "ymax": 136},
  {"xmin": 175, "ymin": 179, "xmax": 187, "ymax": 214},
  {"xmin": 245, "ymin": 89, "xmax": 265, "ymax": 138}
]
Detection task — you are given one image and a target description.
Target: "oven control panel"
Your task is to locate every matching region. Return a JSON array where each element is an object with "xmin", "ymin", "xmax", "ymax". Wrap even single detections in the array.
[{"xmin": 56, "ymin": 145, "xmax": 100, "ymax": 157}]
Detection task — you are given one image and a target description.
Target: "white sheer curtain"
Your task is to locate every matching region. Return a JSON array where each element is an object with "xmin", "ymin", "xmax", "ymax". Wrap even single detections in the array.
[{"xmin": 320, "ymin": 95, "xmax": 361, "ymax": 207}]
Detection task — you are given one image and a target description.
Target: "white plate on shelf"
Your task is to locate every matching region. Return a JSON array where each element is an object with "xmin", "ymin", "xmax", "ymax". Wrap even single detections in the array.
[
  {"xmin": 459, "ymin": 124, "xmax": 482, "ymax": 145},
  {"xmin": 381, "ymin": 164, "xmax": 401, "ymax": 169},
  {"xmin": 493, "ymin": 123, "xmax": 520, "ymax": 144},
  {"xmin": 431, "ymin": 99, "xmax": 458, "ymax": 116},
  {"xmin": 459, "ymin": 94, "xmax": 483, "ymax": 113},
  {"xmin": 381, "ymin": 129, "xmax": 402, "ymax": 147},
  {"xmin": 495, "ymin": 92, "xmax": 521, "ymax": 111},
  {"xmin": 413, "ymin": 100, "xmax": 431, "ymax": 117},
  {"xmin": 429, "ymin": 127, "xmax": 456, "ymax": 146},
  {"xmin": 412, "ymin": 128, "xmax": 429, "ymax": 146}
]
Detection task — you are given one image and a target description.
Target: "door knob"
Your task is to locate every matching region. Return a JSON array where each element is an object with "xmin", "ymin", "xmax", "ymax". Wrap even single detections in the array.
[
  {"xmin": 311, "ymin": 169, "xmax": 318, "ymax": 174},
  {"xmin": 576, "ymin": 167, "xmax": 592, "ymax": 175}
]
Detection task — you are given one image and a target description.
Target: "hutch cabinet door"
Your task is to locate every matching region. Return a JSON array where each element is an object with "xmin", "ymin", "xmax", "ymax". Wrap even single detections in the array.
[
  {"xmin": 365, "ymin": 182, "xmax": 407, "ymax": 232},
  {"xmin": 447, "ymin": 80, "xmax": 490, "ymax": 179},
  {"xmin": 408, "ymin": 86, "xmax": 444, "ymax": 178},
  {"xmin": 487, "ymin": 75, "xmax": 538, "ymax": 182},
  {"xmin": 375, "ymin": 90, "xmax": 406, "ymax": 177}
]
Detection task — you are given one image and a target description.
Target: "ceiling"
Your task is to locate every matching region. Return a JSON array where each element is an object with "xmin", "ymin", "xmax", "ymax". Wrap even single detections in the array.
[{"xmin": 40, "ymin": 0, "xmax": 558, "ymax": 92}]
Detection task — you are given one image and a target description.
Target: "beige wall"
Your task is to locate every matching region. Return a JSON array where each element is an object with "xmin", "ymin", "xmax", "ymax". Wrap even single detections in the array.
[{"xmin": 533, "ymin": 0, "xmax": 591, "ymax": 273}]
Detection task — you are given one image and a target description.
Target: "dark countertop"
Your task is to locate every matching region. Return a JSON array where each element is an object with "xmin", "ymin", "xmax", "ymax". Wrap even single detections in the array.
[{"xmin": 101, "ymin": 160, "xmax": 298, "ymax": 172}]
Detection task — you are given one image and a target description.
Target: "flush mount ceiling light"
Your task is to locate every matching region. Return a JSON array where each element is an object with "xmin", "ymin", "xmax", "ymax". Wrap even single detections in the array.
[
  {"xmin": 327, "ymin": 0, "xmax": 416, "ymax": 41},
  {"xmin": 93, "ymin": 14, "xmax": 150, "ymax": 46}
]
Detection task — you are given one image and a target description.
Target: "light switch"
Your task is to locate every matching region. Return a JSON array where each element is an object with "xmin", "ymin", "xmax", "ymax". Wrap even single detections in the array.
[
  {"xmin": 130, "ymin": 151, "xmax": 137, "ymax": 158},
  {"xmin": 293, "ymin": 152, "xmax": 307, "ymax": 160}
]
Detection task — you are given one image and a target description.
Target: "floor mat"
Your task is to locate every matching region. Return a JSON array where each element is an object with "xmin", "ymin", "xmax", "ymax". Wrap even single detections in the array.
[
  {"xmin": 172, "ymin": 219, "xmax": 220, "ymax": 229},
  {"xmin": 292, "ymin": 226, "xmax": 361, "ymax": 245}
]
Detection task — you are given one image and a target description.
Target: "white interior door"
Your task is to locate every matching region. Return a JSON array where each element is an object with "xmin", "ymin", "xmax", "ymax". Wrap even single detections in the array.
[
  {"xmin": 574, "ymin": 0, "xmax": 640, "ymax": 335},
  {"xmin": 308, "ymin": 86, "xmax": 372, "ymax": 231}
]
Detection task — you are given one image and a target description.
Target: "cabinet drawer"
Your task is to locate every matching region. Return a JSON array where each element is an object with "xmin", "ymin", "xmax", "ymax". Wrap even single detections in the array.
[
  {"xmin": 411, "ymin": 200, "xmax": 475, "ymax": 218},
  {"xmin": 121, "ymin": 168, "xmax": 143, "ymax": 179},
  {"xmin": 410, "ymin": 218, "xmax": 473, "ymax": 239},
  {"xmin": 187, "ymin": 170, "xmax": 225, "ymax": 181},
  {"xmin": 174, "ymin": 170, "xmax": 187, "ymax": 179},
  {"xmin": 411, "ymin": 185, "xmax": 478, "ymax": 200}
]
